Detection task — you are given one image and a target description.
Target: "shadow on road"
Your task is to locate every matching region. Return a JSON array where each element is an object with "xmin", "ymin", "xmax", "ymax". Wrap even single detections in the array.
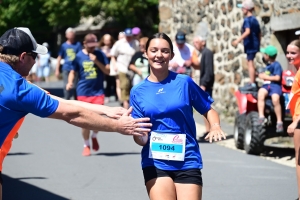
[
  {"xmin": 95, "ymin": 152, "xmax": 140, "ymax": 156},
  {"xmin": 7, "ymin": 152, "xmax": 32, "ymax": 156},
  {"xmin": 3, "ymin": 174, "xmax": 69, "ymax": 200},
  {"xmin": 262, "ymin": 146, "xmax": 295, "ymax": 161}
]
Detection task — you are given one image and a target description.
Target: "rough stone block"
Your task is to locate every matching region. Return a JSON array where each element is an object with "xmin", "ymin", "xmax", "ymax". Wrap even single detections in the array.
[{"xmin": 159, "ymin": 6, "xmax": 173, "ymax": 21}]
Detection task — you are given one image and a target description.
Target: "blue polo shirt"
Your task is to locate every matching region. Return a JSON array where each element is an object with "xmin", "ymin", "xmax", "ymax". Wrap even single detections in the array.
[
  {"xmin": 130, "ymin": 71, "xmax": 214, "ymax": 170},
  {"xmin": 242, "ymin": 16, "xmax": 261, "ymax": 54},
  {"xmin": 0, "ymin": 62, "xmax": 59, "ymax": 146},
  {"xmin": 71, "ymin": 50, "xmax": 109, "ymax": 96},
  {"xmin": 58, "ymin": 42, "xmax": 82, "ymax": 71},
  {"xmin": 265, "ymin": 61, "xmax": 283, "ymax": 85}
]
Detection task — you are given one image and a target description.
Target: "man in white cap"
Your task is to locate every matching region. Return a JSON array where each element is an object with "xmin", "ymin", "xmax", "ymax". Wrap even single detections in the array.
[
  {"xmin": 0, "ymin": 27, "xmax": 152, "ymax": 199},
  {"xmin": 36, "ymin": 42, "xmax": 51, "ymax": 82},
  {"xmin": 296, "ymin": 30, "xmax": 300, "ymax": 39}
]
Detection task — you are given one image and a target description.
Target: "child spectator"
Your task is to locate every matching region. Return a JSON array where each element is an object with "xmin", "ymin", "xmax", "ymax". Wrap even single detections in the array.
[
  {"xmin": 233, "ymin": 0, "xmax": 261, "ymax": 92},
  {"xmin": 257, "ymin": 45, "xmax": 283, "ymax": 133}
]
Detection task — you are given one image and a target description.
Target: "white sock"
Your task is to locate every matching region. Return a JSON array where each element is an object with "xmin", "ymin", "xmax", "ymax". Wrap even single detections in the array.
[
  {"xmin": 92, "ymin": 132, "xmax": 98, "ymax": 138},
  {"xmin": 84, "ymin": 139, "xmax": 90, "ymax": 147}
]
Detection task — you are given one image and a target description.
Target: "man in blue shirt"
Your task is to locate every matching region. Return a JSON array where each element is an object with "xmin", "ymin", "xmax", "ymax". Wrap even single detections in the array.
[
  {"xmin": 233, "ymin": 0, "xmax": 261, "ymax": 92},
  {"xmin": 0, "ymin": 27, "xmax": 152, "ymax": 199},
  {"xmin": 67, "ymin": 33, "xmax": 110, "ymax": 156},
  {"xmin": 257, "ymin": 45, "xmax": 283, "ymax": 132},
  {"xmin": 55, "ymin": 27, "xmax": 82, "ymax": 100}
]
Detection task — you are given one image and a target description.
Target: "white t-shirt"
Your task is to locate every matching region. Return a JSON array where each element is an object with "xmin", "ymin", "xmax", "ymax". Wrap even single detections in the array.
[
  {"xmin": 110, "ymin": 38, "xmax": 139, "ymax": 73},
  {"xmin": 170, "ymin": 42, "xmax": 194, "ymax": 67}
]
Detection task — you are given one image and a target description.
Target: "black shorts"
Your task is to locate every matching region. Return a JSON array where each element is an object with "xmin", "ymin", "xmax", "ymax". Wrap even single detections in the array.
[
  {"xmin": 142, "ymin": 166, "xmax": 203, "ymax": 186},
  {"xmin": 296, "ymin": 121, "xmax": 300, "ymax": 129},
  {"xmin": 0, "ymin": 171, "xmax": 2, "ymax": 185}
]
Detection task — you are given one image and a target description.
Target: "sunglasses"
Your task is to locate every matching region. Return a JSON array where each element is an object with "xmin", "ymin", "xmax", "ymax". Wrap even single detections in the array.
[{"xmin": 26, "ymin": 52, "xmax": 38, "ymax": 60}]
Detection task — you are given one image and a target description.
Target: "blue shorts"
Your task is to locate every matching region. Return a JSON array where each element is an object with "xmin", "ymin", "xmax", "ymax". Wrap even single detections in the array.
[
  {"xmin": 247, "ymin": 52, "xmax": 257, "ymax": 61},
  {"xmin": 261, "ymin": 84, "xmax": 282, "ymax": 96}
]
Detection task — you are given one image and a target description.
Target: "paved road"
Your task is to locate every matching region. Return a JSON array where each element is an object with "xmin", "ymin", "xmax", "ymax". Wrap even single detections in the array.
[{"xmin": 3, "ymin": 102, "xmax": 298, "ymax": 200}]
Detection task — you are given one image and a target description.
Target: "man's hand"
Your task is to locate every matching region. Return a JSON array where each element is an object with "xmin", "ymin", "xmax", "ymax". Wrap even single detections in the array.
[
  {"xmin": 205, "ymin": 126, "xmax": 226, "ymax": 143},
  {"xmin": 105, "ymin": 107, "xmax": 127, "ymax": 119},
  {"xmin": 55, "ymin": 69, "xmax": 60, "ymax": 79},
  {"xmin": 89, "ymin": 53, "xmax": 97, "ymax": 62},
  {"xmin": 66, "ymin": 82, "xmax": 73, "ymax": 91},
  {"xmin": 116, "ymin": 107, "xmax": 152, "ymax": 136},
  {"xmin": 200, "ymin": 85, "xmax": 206, "ymax": 91},
  {"xmin": 258, "ymin": 73, "xmax": 267, "ymax": 80},
  {"xmin": 287, "ymin": 121, "xmax": 298, "ymax": 136}
]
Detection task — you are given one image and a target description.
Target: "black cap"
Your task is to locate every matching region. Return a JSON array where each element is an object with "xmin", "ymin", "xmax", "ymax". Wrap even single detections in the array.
[
  {"xmin": 175, "ymin": 31, "xmax": 186, "ymax": 44},
  {"xmin": 0, "ymin": 27, "xmax": 47, "ymax": 56}
]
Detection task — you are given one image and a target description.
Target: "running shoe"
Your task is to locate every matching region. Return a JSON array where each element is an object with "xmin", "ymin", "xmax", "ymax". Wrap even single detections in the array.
[
  {"xmin": 92, "ymin": 137, "xmax": 99, "ymax": 151},
  {"xmin": 82, "ymin": 146, "xmax": 91, "ymax": 156},
  {"xmin": 276, "ymin": 122, "xmax": 283, "ymax": 133}
]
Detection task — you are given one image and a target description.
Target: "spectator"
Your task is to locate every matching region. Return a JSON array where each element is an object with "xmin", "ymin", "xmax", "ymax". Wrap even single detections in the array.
[
  {"xmin": 232, "ymin": 0, "xmax": 261, "ymax": 92},
  {"xmin": 37, "ymin": 42, "xmax": 51, "ymax": 82},
  {"xmin": 257, "ymin": 45, "xmax": 283, "ymax": 132},
  {"xmin": 67, "ymin": 33, "xmax": 110, "ymax": 156},
  {"xmin": 0, "ymin": 27, "xmax": 152, "ymax": 200},
  {"xmin": 129, "ymin": 37, "xmax": 149, "ymax": 86},
  {"xmin": 296, "ymin": 30, "xmax": 300, "ymax": 39},
  {"xmin": 110, "ymin": 28, "xmax": 139, "ymax": 108},
  {"xmin": 118, "ymin": 32, "xmax": 125, "ymax": 40},
  {"xmin": 99, "ymin": 34, "xmax": 117, "ymax": 103},
  {"xmin": 169, "ymin": 31, "xmax": 194, "ymax": 77},
  {"xmin": 55, "ymin": 27, "xmax": 82, "ymax": 100},
  {"xmin": 192, "ymin": 35, "xmax": 215, "ymax": 140}
]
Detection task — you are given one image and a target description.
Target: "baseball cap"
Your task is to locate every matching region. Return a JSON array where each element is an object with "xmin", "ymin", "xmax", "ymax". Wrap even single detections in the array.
[
  {"xmin": 175, "ymin": 31, "xmax": 186, "ymax": 44},
  {"xmin": 260, "ymin": 45, "xmax": 278, "ymax": 56},
  {"xmin": 132, "ymin": 27, "xmax": 141, "ymax": 35},
  {"xmin": 84, "ymin": 34, "xmax": 98, "ymax": 48},
  {"xmin": 295, "ymin": 30, "xmax": 300, "ymax": 35},
  {"xmin": 0, "ymin": 27, "xmax": 48, "ymax": 56},
  {"xmin": 237, "ymin": 0, "xmax": 254, "ymax": 9},
  {"xmin": 124, "ymin": 28, "xmax": 133, "ymax": 36}
]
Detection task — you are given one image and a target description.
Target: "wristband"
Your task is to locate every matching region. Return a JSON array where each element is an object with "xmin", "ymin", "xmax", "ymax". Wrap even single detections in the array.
[{"xmin": 211, "ymin": 123, "xmax": 221, "ymax": 128}]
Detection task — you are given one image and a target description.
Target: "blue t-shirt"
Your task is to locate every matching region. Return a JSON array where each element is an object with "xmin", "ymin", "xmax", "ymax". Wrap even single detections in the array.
[
  {"xmin": 72, "ymin": 50, "xmax": 109, "ymax": 96},
  {"xmin": 58, "ymin": 42, "xmax": 82, "ymax": 71},
  {"xmin": 264, "ymin": 61, "xmax": 283, "ymax": 85},
  {"xmin": 242, "ymin": 16, "xmax": 261, "ymax": 54},
  {"xmin": 0, "ymin": 62, "xmax": 59, "ymax": 146},
  {"xmin": 130, "ymin": 71, "xmax": 214, "ymax": 170}
]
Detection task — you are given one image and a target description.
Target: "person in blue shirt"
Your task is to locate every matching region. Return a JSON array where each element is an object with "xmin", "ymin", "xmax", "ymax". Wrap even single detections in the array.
[
  {"xmin": 257, "ymin": 45, "xmax": 283, "ymax": 132},
  {"xmin": 0, "ymin": 27, "xmax": 152, "ymax": 200},
  {"xmin": 66, "ymin": 33, "xmax": 110, "ymax": 156},
  {"xmin": 55, "ymin": 27, "xmax": 82, "ymax": 100},
  {"xmin": 130, "ymin": 33, "xmax": 226, "ymax": 200},
  {"xmin": 233, "ymin": 0, "xmax": 261, "ymax": 92}
]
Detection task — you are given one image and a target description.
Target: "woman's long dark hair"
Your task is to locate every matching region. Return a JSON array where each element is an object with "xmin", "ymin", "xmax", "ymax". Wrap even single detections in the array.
[{"xmin": 145, "ymin": 33, "xmax": 173, "ymax": 53}]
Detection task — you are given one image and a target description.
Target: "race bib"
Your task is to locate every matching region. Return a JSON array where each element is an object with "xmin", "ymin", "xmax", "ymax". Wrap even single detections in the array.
[{"xmin": 149, "ymin": 132, "xmax": 186, "ymax": 161}]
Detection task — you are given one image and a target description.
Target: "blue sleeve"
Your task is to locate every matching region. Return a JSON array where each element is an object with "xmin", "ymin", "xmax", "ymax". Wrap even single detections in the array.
[
  {"xmin": 129, "ymin": 88, "xmax": 145, "ymax": 119},
  {"xmin": 58, "ymin": 44, "xmax": 65, "ymax": 57},
  {"xmin": 273, "ymin": 62, "xmax": 283, "ymax": 76},
  {"xmin": 16, "ymin": 80, "xmax": 59, "ymax": 118},
  {"xmin": 188, "ymin": 78, "xmax": 214, "ymax": 115},
  {"xmin": 243, "ymin": 18, "xmax": 250, "ymax": 29},
  {"xmin": 76, "ymin": 42, "xmax": 82, "ymax": 53},
  {"xmin": 71, "ymin": 56, "xmax": 79, "ymax": 71}
]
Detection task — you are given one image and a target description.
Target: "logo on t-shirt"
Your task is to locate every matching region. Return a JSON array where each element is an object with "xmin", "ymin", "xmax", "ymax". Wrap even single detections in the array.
[
  {"xmin": 0, "ymin": 84, "xmax": 4, "ymax": 96},
  {"xmin": 156, "ymin": 88, "xmax": 165, "ymax": 94}
]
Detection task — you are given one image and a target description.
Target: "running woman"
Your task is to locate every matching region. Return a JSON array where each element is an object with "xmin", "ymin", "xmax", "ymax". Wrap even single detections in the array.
[
  {"xmin": 130, "ymin": 33, "xmax": 226, "ymax": 200},
  {"xmin": 67, "ymin": 33, "xmax": 110, "ymax": 156},
  {"xmin": 286, "ymin": 40, "xmax": 300, "ymax": 200}
]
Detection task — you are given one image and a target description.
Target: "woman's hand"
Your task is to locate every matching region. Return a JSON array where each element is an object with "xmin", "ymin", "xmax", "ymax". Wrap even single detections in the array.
[
  {"xmin": 205, "ymin": 127, "xmax": 226, "ymax": 143},
  {"xmin": 287, "ymin": 121, "xmax": 298, "ymax": 136}
]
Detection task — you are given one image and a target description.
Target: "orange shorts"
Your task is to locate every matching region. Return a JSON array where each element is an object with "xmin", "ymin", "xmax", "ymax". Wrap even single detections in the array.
[{"xmin": 77, "ymin": 95, "xmax": 105, "ymax": 105}]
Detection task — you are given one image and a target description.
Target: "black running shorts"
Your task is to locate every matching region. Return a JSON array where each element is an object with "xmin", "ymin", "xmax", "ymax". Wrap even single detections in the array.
[{"xmin": 142, "ymin": 166, "xmax": 203, "ymax": 186}]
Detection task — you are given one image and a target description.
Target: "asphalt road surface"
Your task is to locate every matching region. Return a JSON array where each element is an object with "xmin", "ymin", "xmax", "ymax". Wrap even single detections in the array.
[{"xmin": 3, "ymin": 108, "xmax": 298, "ymax": 200}]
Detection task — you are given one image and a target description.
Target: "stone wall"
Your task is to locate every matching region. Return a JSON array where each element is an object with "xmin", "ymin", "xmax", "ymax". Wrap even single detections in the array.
[{"xmin": 159, "ymin": 0, "xmax": 300, "ymax": 122}]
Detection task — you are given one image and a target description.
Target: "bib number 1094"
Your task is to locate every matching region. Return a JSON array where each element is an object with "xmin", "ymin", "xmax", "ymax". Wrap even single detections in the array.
[{"xmin": 159, "ymin": 145, "xmax": 175, "ymax": 151}]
